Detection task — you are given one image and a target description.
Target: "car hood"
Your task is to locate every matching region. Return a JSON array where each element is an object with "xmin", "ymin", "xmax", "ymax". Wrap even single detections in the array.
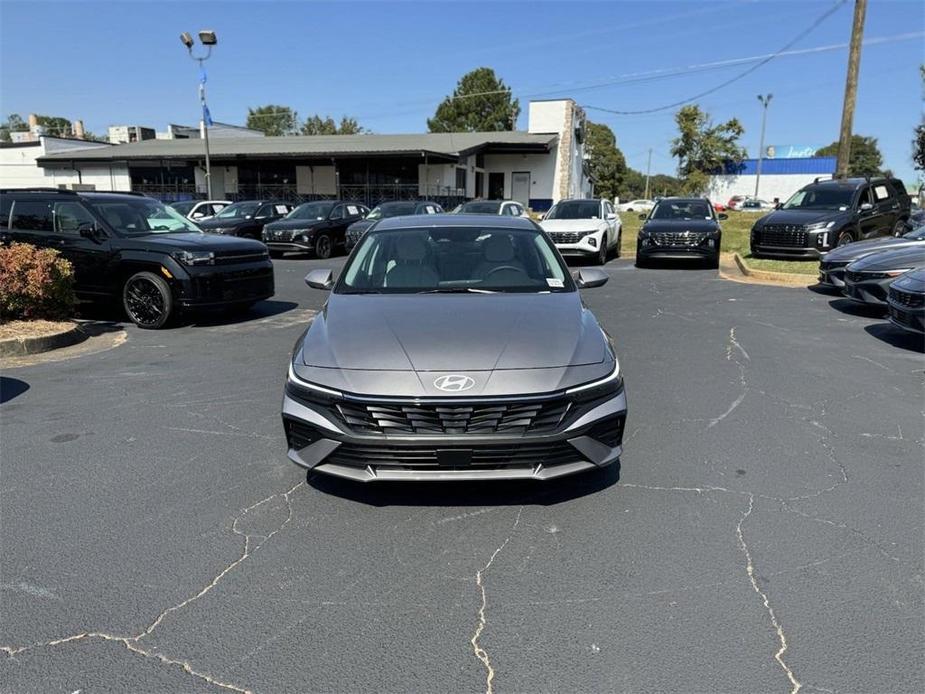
[
  {"xmin": 642, "ymin": 219, "xmax": 719, "ymax": 234},
  {"xmin": 346, "ymin": 219, "xmax": 375, "ymax": 235},
  {"xmin": 891, "ymin": 267, "xmax": 925, "ymax": 293},
  {"xmin": 264, "ymin": 219, "xmax": 326, "ymax": 232},
  {"xmin": 116, "ymin": 232, "xmax": 266, "ymax": 253},
  {"xmin": 197, "ymin": 217, "xmax": 247, "ymax": 230},
  {"xmin": 825, "ymin": 236, "xmax": 923, "ymax": 263},
  {"xmin": 293, "ymin": 292, "xmax": 612, "ymax": 397},
  {"xmin": 758, "ymin": 209, "xmax": 843, "ymax": 226},
  {"xmin": 848, "ymin": 246, "xmax": 925, "ymax": 272},
  {"xmin": 541, "ymin": 219, "xmax": 606, "ymax": 232}
]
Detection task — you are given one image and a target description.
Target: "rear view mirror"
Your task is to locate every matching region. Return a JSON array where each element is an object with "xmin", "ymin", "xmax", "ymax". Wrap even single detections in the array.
[
  {"xmin": 574, "ymin": 267, "xmax": 608, "ymax": 289},
  {"xmin": 718, "ymin": 213, "xmax": 728, "ymax": 220},
  {"xmin": 638, "ymin": 213, "xmax": 647, "ymax": 220},
  {"xmin": 305, "ymin": 269, "xmax": 335, "ymax": 290}
]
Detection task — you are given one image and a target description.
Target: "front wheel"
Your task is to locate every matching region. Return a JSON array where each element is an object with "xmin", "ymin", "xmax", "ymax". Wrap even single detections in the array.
[
  {"xmin": 614, "ymin": 231, "xmax": 622, "ymax": 258},
  {"xmin": 836, "ymin": 230, "xmax": 854, "ymax": 247},
  {"xmin": 597, "ymin": 242, "xmax": 607, "ymax": 266},
  {"xmin": 315, "ymin": 233, "xmax": 334, "ymax": 259},
  {"xmin": 123, "ymin": 271, "xmax": 173, "ymax": 329}
]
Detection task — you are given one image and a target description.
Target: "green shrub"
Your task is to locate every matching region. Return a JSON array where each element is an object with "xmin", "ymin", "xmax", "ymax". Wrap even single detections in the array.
[{"xmin": 0, "ymin": 243, "xmax": 76, "ymax": 321}]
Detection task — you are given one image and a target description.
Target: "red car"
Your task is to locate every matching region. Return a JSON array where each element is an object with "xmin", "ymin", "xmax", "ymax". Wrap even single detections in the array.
[
  {"xmin": 726, "ymin": 195, "xmax": 748, "ymax": 210},
  {"xmin": 713, "ymin": 201, "xmax": 727, "ymax": 212}
]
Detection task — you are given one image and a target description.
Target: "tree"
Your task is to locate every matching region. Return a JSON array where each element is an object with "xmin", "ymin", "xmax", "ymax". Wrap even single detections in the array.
[
  {"xmin": 585, "ymin": 122, "xmax": 627, "ymax": 201},
  {"xmin": 246, "ymin": 105, "xmax": 299, "ymax": 136},
  {"xmin": 913, "ymin": 66, "xmax": 925, "ymax": 172},
  {"xmin": 0, "ymin": 113, "xmax": 28, "ymax": 141},
  {"xmin": 33, "ymin": 114, "xmax": 73, "ymax": 137},
  {"xmin": 670, "ymin": 105, "xmax": 745, "ymax": 194},
  {"xmin": 427, "ymin": 67, "xmax": 520, "ymax": 133},
  {"xmin": 817, "ymin": 135, "xmax": 883, "ymax": 177},
  {"xmin": 300, "ymin": 115, "xmax": 366, "ymax": 135}
]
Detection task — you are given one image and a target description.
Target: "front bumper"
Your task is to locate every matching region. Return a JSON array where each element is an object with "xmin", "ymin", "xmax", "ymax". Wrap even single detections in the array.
[
  {"xmin": 265, "ymin": 240, "xmax": 313, "ymax": 252},
  {"xmin": 637, "ymin": 236, "xmax": 718, "ymax": 260},
  {"xmin": 751, "ymin": 243, "xmax": 823, "ymax": 260},
  {"xmin": 818, "ymin": 262, "xmax": 848, "ymax": 288},
  {"xmin": 842, "ymin": 276, "xmax": 892, "ymax": 306},
  {"xmin": 888, "ymin": 303, "xmax": 925, "ymax": 334},
  {"xmin": 281, "ymin": 388, "xmax": 627, "ymax": 482},
  {"xmin": 176, "ymin": 261, "xmax": 275, "ymax": 307},
  {"xmin": 548, "ymin": 230, "xmax": 605, "ymax": 257}
]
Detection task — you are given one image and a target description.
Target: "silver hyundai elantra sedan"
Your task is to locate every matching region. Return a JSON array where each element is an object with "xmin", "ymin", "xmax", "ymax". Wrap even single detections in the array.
[{"xmin": 281, "ymin": 214, "xmax": 627, "ymax": 482}]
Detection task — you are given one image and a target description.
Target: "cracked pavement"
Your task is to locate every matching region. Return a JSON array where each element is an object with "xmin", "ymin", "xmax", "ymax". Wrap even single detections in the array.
[{"xmin": 1, "ymin": 257, "xmax": 922, "ymax": 692}]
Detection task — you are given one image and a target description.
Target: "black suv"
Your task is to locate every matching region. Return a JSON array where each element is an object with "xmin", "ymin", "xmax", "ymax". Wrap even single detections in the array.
[
  {"xmin": 0, "ymin": 189, "xmax": 274, "ymax": 329},
  {"xmin": 750, "ymin": 177, "xmax": 911, "ymax": 259},
  {"xmin": 261, "ymin": 200, "xmax": 369, "ymax": 259},
  {"xmin": 197, "ymin": 199, "xmax": 294, "ymax": 240}
]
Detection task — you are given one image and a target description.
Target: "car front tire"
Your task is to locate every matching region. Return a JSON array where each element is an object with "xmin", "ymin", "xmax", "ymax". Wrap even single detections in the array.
[
  {"xmin": 123, "ymin": 271, "xmax": 173, "ymax": 329},
  {"xmin": 836, "ymin": 230, "xmax": 855, "ymax": 247},
  {"xmin": 315, "ymin": 233, "xmax": 334, "ymax": 259}
]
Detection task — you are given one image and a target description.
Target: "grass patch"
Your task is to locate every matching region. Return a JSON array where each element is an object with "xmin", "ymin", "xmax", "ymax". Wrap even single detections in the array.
[{"xmin": 618, "ymin": 210, "xmax": 820, "ymax": 275}]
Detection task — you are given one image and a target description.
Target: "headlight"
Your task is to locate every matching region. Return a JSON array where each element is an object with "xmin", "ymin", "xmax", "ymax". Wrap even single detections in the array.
[
  {"xmin": 286, "ymin": 362, "xmax": 343, "ymax": 405},
  {"xmin": 805, "ymin": 221, "xmax": 835, "ymax": 232},
  {"xmin": 172, "ymin": 250, "xmax": 214, "ymax": 266},
  {"xmin": 565, "ymin": 359, "xmax": 623, "ymax": 402}
]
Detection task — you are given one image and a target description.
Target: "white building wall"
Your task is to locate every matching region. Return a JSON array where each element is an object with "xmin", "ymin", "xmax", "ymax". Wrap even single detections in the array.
[
  {"xmin": 417, "ymin": 163, "xmax": 457, "ymax": 196},
  {"xmin": 0, "ymin": 137, "xmax": 119, "ymax": 189},
  {"xmin": 481, "ymin": 153, "xmax": 556, "ymax": 205},
  {"xmin": 708, "ymin": 173, "xmax": 822, "ymax": 204}
]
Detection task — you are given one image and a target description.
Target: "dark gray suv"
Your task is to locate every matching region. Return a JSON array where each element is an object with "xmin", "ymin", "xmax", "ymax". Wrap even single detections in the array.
[{"xmin": 281, "ymin": 215, "xmax": 627, "ymax": 482}]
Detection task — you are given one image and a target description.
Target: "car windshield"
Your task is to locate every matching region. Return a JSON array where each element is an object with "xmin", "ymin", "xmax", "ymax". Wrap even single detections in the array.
[
  {"xmin": 366, "ymin": 203, "xmax": 416, "ymax": 220},
  {"xmin": 287, "ymin": 202, "xmax": 335, "ymax": 220},
  {"xmin": 783, "ymin": 187, "xmax": 855, "ymax": 210},
  {"xmin": 460, "ymin": 201, "xmax": 502, "ymax": 214},
  {"xmin": 650, "ymin": 201, "xmax": 712, "ymax": 220},
  {"xmin": 169, "ymin": 201, "xmax": 195, "ymax": 215},
  {"xmin": 337, "ymin": 226, "xmax": 574, "ymax": 294},
  {"xmin": 88, "ymin": 198, "xmax": 201, "ymax": 235},
  {"xmin": 215, "ymin": 201, "xmax": 260, "ymax": 219},
  {"xmin": 546, "ymin": 201, "xmax": 601, "ymax": 220}
]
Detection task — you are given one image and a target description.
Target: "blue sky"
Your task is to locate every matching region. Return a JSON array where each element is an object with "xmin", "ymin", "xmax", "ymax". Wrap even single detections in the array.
[{"xmin": 1, "ymin": 0, "xmax": 922, "ymax": 181}]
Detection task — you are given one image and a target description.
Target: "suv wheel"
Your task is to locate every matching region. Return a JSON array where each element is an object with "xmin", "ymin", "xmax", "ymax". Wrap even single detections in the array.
[
  {"xmin": 597, "ymin": 242, "xmax": 607, "ymax": 266},
  {"xmin": 836, "ymin": 230, "xmax": 855, "ymax": 247},
  {"xmin": 315, "ymin": 233, "xmax": 333, "ymax": 259},
  {"xmin": 123, "ymin": 271, "xmax": 173, "ymax": 329}
]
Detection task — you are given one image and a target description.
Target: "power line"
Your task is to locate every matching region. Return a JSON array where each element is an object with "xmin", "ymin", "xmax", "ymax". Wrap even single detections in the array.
[{"xmin": 584, "ymin": 0, "xmax": 850, "ymax": 116}]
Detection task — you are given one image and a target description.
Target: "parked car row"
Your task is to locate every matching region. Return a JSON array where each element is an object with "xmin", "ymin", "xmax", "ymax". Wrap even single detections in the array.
[{"xmin": 818, "ymin": 216, "xmax": 925, "ymax": 336}]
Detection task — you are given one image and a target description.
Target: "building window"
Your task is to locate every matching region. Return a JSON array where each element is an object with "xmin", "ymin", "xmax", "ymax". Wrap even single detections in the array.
[{"xmin": 455, "ymin": 167, "xmax": 467, "ymax": 193}]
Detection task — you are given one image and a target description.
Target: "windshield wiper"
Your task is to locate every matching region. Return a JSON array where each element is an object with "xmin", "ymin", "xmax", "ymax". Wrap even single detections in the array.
[{"xmin": 417, "ymin": 287, "xmax": 497, "ymax": 294}]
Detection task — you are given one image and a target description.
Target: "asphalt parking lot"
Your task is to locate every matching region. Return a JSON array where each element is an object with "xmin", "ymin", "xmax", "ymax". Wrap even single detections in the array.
[{"xmin": 1, "ymin": 256, "xmax": 922, "ymax": 693}]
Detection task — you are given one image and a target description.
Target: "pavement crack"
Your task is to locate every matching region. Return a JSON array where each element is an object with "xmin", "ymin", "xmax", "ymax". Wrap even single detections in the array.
[
  {"xmin": 736, "ymin": 494, "xmax": 802, "ymax": 694},
  {"xmin": 470, "ymin": 506, "xmax": 524, "ymax": 694},
  {"xmin": 708, "ymin": 327, "xmax": 749, "ymax": 430},
  {"xmin": 1, "ymin": 480, "xmax": 305, "ymax": 694}
]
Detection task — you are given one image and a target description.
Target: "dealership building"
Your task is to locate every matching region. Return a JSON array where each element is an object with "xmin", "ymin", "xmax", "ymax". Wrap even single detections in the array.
[
  {"xmin": 3, "ymin": 99, "xmax": 591, "ymax": 212},
  {"xmin": 708, "ymin": 154, "xmax": 838, "ymax": 203}
]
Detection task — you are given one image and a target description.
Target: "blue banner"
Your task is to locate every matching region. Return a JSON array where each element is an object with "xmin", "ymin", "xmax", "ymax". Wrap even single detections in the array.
[{"xmin": 202, "ymin": 104, "xmax": 213, "ymax": 127}]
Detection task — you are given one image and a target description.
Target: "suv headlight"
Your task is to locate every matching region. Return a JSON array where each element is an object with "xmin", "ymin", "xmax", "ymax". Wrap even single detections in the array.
[
  {"xmin": 173, "ymin": 250, "xmax": 215, "ymax": 266},
  {"xmin": 805, "ymin": 221, "xmax": 835, "ymax": 232}
]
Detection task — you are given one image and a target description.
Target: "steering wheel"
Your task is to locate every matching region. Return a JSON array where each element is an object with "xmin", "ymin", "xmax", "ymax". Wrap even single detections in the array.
[{"xmin": 484, "ymin": 265, "xmax": 525, "ymax": 278}]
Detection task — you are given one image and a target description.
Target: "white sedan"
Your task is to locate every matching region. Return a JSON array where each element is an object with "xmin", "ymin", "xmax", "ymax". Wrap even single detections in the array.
[
  {"xmin": 616, "ymin": 198, "xmax": 655, "ymax": 213},
  {"xmin": 540, "ymin": 198, "xmax": 622, "ymax": 265}
]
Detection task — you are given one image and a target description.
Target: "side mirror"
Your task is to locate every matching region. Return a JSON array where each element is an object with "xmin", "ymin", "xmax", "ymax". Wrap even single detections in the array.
[
  {"xmin": 774, "ymin": 203, "xmax": 783, "ymax": 210},
  {"xmin": 638, "ymin": 213, "xmax": 647, "ymax": 220},
  {"xmin": 718, "ymin": 213, "xmax": 728, "ymax": 220},
  {"xmin": 859, "ymin": 202, "xmax": 874, "ymax": 212},
  {"xmin": 77, "ymin": 221, "xmax": 100, "ymax": 240},
  {"xmin": 574, "ymin": 267, "xmax": 608, "ymax": 289},
  {"xmin": 305, "ymin": 269, "xmax": 335, "ymax": 290},
  {"xmin": 606, "ymin": 212, "xmax": 617, "ymax": 220},
  {"xmin": 191, "ymin": 211, "xmax": 204, "ymax": 219}
]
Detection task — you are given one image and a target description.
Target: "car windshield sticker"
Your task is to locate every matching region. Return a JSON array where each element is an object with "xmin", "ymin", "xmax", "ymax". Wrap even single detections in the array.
[
  {"xmin": 547, "ymin": 278, "xmax": 564, "ymax": 288},
  {"xmin": 347, "ymin": 205, "xmax": 359, "ymax": 215},
  {"xmin": 275, "ymin": 205, "xmax": 289, "ymax": 214}
]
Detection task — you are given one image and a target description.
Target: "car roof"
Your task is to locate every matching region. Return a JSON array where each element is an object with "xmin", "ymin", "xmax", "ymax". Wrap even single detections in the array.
[
  {"xmin": 557, "ymin": 198, "xmax": 603, "ymax": 203},
  {"xmin": 374, "ymin": 213, "xmax": 536, "ymax": 230},
  {"xmin": 655, "ymin": 197, "xmax": 712, "ymax": 204},
  {"xmin": 808, "ymin": 178, "xmax": 888, "ymax": 189}
]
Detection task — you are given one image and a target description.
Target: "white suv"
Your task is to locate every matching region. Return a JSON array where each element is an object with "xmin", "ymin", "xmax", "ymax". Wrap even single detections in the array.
[
  {"xmin": 169, "ymin": 199, "xmax": 232, "ymax": 222},
  {"xmin": 541, "ymin": 198, "xmax": 622, "ymax": 265}
]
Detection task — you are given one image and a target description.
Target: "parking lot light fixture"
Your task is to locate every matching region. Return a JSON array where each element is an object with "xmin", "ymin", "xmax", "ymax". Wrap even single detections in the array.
[{"xmin": 180, "ymin": 30, "xmax": 217, "ymax": 199}]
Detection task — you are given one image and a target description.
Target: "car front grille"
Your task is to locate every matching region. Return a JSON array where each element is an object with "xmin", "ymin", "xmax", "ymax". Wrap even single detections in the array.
[
  {"xmin": 325, "ymin": 439, "xmax": 583, "ymax": 469},
  {"xmin": 652, "ymin": 231, "xmax": 707, "ymax": 246},
  {"xmin": 264, "ymin": 229, "xmax": 294, "ymax": 241},
  {"xmin": 334, "ymin": 398, "xmax": 571, "ymax": 435},
  {"xmin": 191, "ymin": 269, "xmax": 274, "ymax": 302},
  {"xmin": 846, "ymin": 270, "xmax": 870, "ymax": 283},
  {"xmin": 213, "ymin": 250, "xmax": 269, "ymax": 265},
  {"xmin": 548, "ymin": 230, "xmax": 593, "ymax": 244},
  {"xmin": 889, "ymin": 287, "xmax": 924, "ymax": 308},
  {"xmin": 756, "ymin": 224, "xmax": 807, "ymax": 247}
]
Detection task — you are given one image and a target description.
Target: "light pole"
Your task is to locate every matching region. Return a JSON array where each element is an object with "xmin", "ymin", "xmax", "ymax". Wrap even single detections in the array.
[
  {"xmin": 754, "ymin": 94, "xmax": 772, "ymax": 199},
  {"xmin": 180, "ymin": 30, "xmax": 217, "ymax": 200}
]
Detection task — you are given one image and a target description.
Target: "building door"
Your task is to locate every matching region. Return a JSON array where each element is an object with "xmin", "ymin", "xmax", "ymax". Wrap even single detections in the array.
[
  {"xmin": 511, "ymin": 171, "xmax": 530, "ymax": 206},
  {"xmin": 488, "ymin": 172, "xmax": 505, "ymax": 199},
  {"xmin": 475, "ymin": 171, "xmax": 484, "ymax": 199}
]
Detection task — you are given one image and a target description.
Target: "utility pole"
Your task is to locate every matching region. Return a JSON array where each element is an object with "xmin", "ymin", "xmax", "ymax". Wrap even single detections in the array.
[
  {"xmin": 755, "ymin": 94, "xmax": 773, "ymax": 198},
  {"xmin": 644, "ymin": 148, "xmax": 652, "ymax": 199},
  {"xmin": 836, "ymin": 0, "xmax": 867, "ymax": 178}
]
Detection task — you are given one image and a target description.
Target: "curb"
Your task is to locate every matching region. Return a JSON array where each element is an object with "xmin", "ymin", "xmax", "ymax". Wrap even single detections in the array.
[
  {"xmin": 0, "ymin": 322, "xmax": 87, "ymax": 357},
  {"xmin": 719, "ymin": 253, "xmax": 816, "ymax": 288}
]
